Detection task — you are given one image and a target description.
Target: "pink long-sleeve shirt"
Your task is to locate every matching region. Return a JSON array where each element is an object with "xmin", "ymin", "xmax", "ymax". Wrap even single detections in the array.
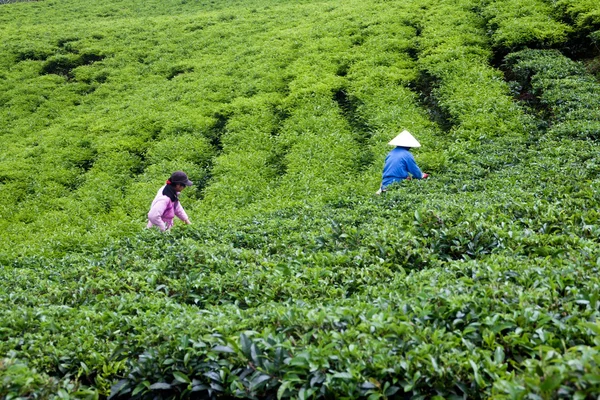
[{"xmin": 147, "ymin": 185, "xmax": 189, "ymax": 231}]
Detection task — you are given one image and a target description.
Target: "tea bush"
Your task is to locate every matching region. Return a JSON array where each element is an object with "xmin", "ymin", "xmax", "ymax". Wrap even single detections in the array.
[
  {"xmin": 0, "ymin": 356, "xmax": 97, "ymax": 400},
  {"xmin": 553, "ymin": 0, "xmax": 600, "ymax": 41},
  {"xmin": 3, "ymin": 183, "xmax": 600, "ymax": 398},
  {"xmin": 416, "ymin": 0, "xmax": 536, "ymax": 182},
  {"xmin": 479, "ymin": 0, "xmax": 571, "ymax": 51},
  {"xmin": 504, "ymin": 49, "xmax": 600, "ymax": 140},
  {"xmin": 2, "ymin": 0, "xmax": 600, "ymax": 398}
]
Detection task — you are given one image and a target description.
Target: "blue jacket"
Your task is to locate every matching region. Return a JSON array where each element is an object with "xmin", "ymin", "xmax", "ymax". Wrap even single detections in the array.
[{"xmin": 381, "ymin": 147, "xmax": 423, "ymax": 188}]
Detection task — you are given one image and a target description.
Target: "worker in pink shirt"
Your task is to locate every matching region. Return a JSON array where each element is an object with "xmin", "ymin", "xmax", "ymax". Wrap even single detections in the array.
[{"xmin": 147, "ymin": 171, "xmax": 192, "ymax": 231}]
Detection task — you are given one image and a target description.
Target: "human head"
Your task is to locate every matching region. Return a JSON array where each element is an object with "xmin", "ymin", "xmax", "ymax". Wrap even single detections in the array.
[{"xmin": 167, "ymin": 171, "xmax": 193, "ymax": 192}]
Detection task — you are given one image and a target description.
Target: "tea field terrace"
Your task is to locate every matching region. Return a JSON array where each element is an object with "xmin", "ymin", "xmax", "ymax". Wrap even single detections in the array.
[{"xmin": 2, "ymin": 0, "xmax": 600, "ymax": 398}]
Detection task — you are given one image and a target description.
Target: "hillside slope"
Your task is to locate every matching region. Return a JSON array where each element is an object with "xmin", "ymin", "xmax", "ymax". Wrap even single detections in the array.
[{"xmin": 2, "ymin": 0, "xmax": 600, "ymax": 398}]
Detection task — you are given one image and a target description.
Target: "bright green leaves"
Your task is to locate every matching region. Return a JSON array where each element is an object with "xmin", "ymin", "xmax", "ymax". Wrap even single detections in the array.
[
  {"xmin": 554, "ymin": 0, "xmax": 600, "ymax": 38},
  {"xmin": 494, "ymin": 347, "xmax": 600, "ymax": 398},
  {"xmin": 504, "ymin": 49, "xmax": 600, "ymax": 140},
  {"xmin": 481, "ymin": 0, "xmax": 572, "ymax": 50},
  {"xmin": 0, "ymin": 356, "xmax": 99, "ymax": 399},
  {"xmin": 2, "ymin": 0, "xmax": 600, "ymax": 399}
]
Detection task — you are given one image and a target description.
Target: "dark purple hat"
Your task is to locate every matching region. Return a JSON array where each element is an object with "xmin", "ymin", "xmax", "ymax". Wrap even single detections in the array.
[{"xmin": 169, "ymin": 171, "xmax": 193, "ymax": 186}]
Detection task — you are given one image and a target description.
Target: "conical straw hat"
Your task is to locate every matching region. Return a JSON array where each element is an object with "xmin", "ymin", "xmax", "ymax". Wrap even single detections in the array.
[{"xmin": 388, "ymin": 130, "xmax": 421, "ymax": 148}]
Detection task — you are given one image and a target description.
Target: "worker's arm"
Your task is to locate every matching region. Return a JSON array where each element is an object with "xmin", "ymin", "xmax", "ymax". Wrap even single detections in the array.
[
  {"xmin": 174, "ymin": 201, "xmax": 191, "ymax": 224},
  {"xmin": 406, "ymin": 156, "xmax": 425, "ymax": 179},
  {"xmin": 147, "ymin": 198, "xmax": 168, "ymax": 231}
]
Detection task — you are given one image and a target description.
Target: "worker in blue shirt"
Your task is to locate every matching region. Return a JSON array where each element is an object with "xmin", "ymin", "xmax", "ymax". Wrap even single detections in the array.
[{"xmin": 376, "ymin": 130, "xmax": 429, "ymax": 195}]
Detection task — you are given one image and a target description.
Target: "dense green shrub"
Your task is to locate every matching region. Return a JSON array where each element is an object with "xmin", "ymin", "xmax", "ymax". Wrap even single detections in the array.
[
  {"xmin": 416, "ymin": 0, "xmax": 536, "ymax": 181},
  {"xmin": 553, "ymin": 0, "xmax": 600, "ymax": 38},
  {"xmin": 2, "ymin": 0, "xmax": 600, "ymax": 398},
  {"xmin": 480, "ymin": 0, "xmax": 571, "ymax": 50},
  {"xmin": 0, "ymin": 356, "xmax": 97, "ymax": 399},
  {"xmin": 4, "ymin": 165, "xmax": 600, "ymax": 397},
  {"xmin": 505, "ymin": 49, "xmax": 600, "ymax": 140}
]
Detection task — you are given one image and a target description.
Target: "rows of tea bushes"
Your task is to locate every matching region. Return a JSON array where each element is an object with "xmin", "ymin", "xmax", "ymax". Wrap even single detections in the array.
[
  {"xmin": 338, "ymin": 2, "xmax": 446, "ymax": 189},
  {"xmin": 553, "ymin": 0, "xmax": 600, "ymax": 44},
  {"xmin": 2, "ymin": 0, "xmax": 598, "ymax": 258},
  {"xmin": 3, "ymin": 0, "xmax": 600, "ymax": 398},
  {"xmin": 200, "ymin": 0, "xmax": 448, "ymax": 216},
  {"xmin": 478, "ymin": 0, "xmax": 571, "ymax": 51},
  {"xmin": 415, "ymin": 0, "xmax": 537, "ymax": 180},
  {"xmin": 3, "ymin": 167, "xmax": 600, "ymax": 398},
  {"xmin": 0, "ymin": 0, "xmax": 448, "ymax": 259},
  {"xmin": 478, "ymin": 0, "xmax": 600, "ymax": 78},
  {"xmin": 0, "ymin": 8, "xmax": 232, "ymax": 258},
  {"xmin": 0, "ymin": 0, "xmax": 332, "ymax": 256},
  {"xmin": 504, "ymin": 49, "xmax": 600, "ymax": 140}
]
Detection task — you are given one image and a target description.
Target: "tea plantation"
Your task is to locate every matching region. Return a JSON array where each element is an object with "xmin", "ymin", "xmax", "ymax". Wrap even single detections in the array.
[{"xmin": 1, "ymin": 0, "xmax": 600, "ymax": 398}]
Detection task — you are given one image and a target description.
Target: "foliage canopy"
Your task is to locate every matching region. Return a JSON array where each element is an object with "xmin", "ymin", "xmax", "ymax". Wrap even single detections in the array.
[{"xmin": 1, "ymin": 0, "xmax": 600, "ymax": 398}]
